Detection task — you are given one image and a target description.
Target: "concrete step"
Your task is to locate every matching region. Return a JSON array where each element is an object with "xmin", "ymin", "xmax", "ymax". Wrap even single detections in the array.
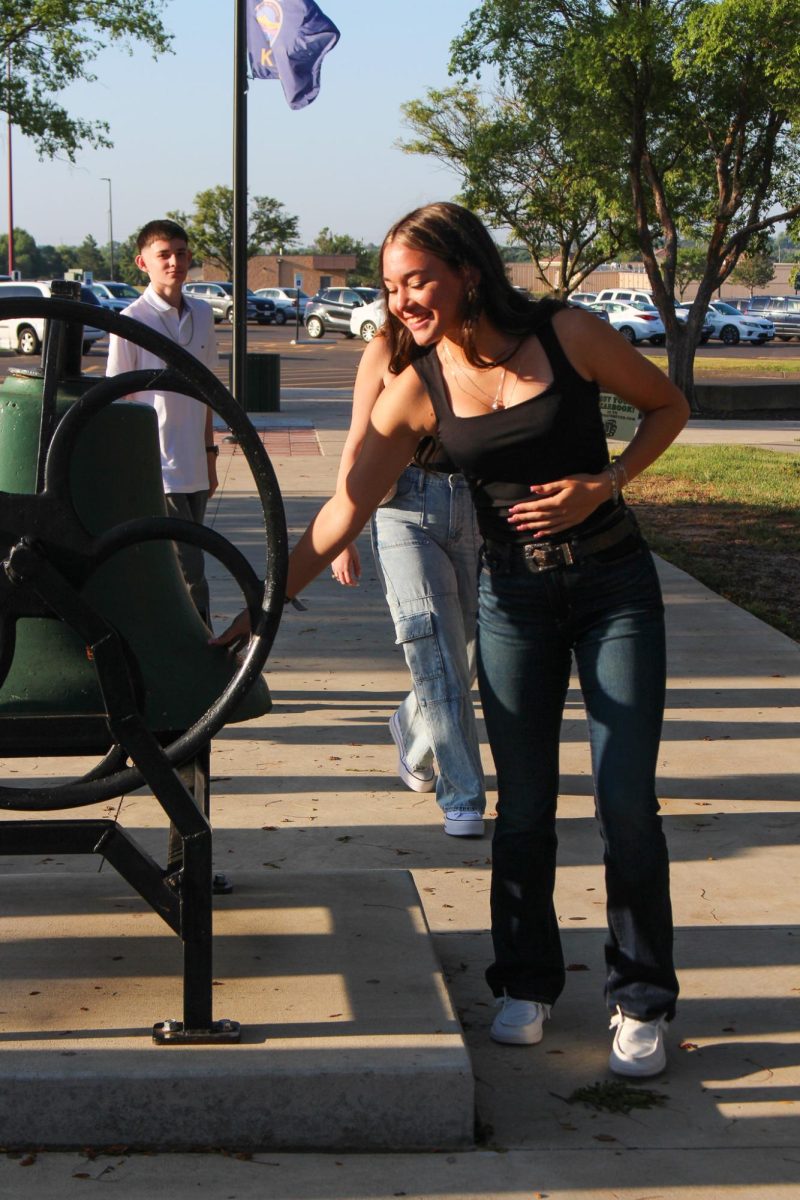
[{"xmin": 0, "ymin": 868, "xmax": 474, "ymax": 1150}]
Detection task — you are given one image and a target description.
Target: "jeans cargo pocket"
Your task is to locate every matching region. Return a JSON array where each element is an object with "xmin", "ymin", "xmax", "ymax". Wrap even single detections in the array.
[{"xmin": 394, "ymin": 610, "xmax": 446, "ymax": 689}]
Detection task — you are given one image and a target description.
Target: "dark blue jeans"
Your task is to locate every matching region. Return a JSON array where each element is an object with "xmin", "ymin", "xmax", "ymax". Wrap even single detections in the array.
[{"xmin": 478, "ymin": 535, "xmax": 678, "ymax": 1021}]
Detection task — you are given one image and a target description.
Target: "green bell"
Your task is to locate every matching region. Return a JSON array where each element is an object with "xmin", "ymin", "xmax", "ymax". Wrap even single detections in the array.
[{"xmin": 0, "ymin": 371, "xmax": 271, "ymax": 738}]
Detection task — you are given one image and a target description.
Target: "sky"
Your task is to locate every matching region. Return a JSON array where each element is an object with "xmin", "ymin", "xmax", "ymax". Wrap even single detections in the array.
[{"xmin": 9, "ymin": 0, "xmax": 482, "ymax": 254}]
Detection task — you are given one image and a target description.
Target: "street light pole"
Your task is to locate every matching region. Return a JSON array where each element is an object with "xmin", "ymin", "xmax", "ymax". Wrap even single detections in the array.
[{"xmin": 100, "ymin": 177, "xmax": 114, "ymax": 279}]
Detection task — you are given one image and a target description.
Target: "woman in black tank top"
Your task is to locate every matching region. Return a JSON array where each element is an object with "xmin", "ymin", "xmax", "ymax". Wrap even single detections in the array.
[{"xmin": 216, "ymin": 203, "xmax": 689, "ymax": 1078}]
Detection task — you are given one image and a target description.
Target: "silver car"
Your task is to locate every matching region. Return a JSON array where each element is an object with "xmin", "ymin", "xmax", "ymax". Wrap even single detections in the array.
[{"xmin": 183, "ymin": 281, "xmax": 256, "ymax": 324}]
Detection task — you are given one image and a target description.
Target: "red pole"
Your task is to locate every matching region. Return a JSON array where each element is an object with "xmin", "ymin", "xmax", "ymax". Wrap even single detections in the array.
[{"xmin": 6, "ymin": 50, "xmax": 13, "ymax": 276}]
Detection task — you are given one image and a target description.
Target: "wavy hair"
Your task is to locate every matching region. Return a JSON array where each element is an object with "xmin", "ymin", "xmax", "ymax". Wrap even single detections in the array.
[{"xmin": 378, "ymin": 202, "xmax": 562, "ymax": 375}]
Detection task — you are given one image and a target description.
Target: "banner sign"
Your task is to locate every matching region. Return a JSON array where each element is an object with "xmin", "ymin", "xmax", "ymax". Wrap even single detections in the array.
[
  {"xmin": 247, "ymin": 0, "xmax": 340, "ymax": 110},
  {"xmin": 599, "ymin": 392, "xmax": 639, "ymax": 443}
]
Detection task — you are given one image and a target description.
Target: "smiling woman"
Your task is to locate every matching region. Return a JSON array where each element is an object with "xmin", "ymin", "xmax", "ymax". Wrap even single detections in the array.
[{"xmin": 214, "ymin": 200, "xmax": 691, "ymax": 1078}]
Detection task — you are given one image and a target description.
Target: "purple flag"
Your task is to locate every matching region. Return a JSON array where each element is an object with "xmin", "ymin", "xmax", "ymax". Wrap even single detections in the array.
[{"xmin": 247, "ymin": 0, "xmax": 340, "ymax": 110}]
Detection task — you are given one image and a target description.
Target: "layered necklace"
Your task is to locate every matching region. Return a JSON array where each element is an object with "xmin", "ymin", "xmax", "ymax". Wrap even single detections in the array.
[{"xmin": 440, "ymin": 339, "xmax": 518, "ymax": 411}]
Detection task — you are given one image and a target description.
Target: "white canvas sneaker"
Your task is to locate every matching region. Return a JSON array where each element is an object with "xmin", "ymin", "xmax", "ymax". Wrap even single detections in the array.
[
  {"xmin": 443, "ymin": 809, "xmax": 484, "ymax": 837},
  {"xmin": 609, "ymin": 1007, "xmax": 667, "ymax": 1077},
  {"xmin": 490, "ymin": 992, "xmax": 550, "ymax": 1045},
  {"xmin": 388, "ymin": 712, "xmax": 435, "ymax": 792}
]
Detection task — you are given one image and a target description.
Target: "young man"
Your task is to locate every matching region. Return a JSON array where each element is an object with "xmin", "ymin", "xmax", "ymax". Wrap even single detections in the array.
[{"xmin": 106, "ymin": 219, "xmax": 219, "ymax": 623}]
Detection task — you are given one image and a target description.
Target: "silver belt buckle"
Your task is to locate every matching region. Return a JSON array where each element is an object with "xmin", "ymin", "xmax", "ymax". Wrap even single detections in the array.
[{"xmin": 524, "ymin": 542, "xmax": 573, "ymax": 571}]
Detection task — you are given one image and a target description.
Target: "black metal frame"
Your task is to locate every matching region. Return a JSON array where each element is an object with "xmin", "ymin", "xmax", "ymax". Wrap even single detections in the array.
[{"xmin": 0, "ymin": 296, "xmax": 288, "ymax": 1042}]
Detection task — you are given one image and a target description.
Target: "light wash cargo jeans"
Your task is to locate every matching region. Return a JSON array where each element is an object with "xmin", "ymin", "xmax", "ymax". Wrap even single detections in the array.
[{"xmin": 370, "ymin": 464, "xmax": 486, "ymax": 815}]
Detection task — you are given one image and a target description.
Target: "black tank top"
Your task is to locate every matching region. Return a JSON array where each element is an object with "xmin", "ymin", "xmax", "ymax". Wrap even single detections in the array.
[{"xmin": 411, "ymin": 319, "xmax": 613, "ymax": 544}]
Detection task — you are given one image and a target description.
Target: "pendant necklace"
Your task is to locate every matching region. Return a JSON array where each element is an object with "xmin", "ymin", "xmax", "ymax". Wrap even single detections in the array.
[{"xmin": 441, "ymin": 340, "xmax": 506, "ymax": 410}]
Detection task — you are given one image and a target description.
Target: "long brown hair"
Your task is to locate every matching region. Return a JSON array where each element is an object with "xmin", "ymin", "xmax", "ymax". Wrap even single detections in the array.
[{"xmin": 379, "ymin": 202, "xmax": 562, "ymax": 375}]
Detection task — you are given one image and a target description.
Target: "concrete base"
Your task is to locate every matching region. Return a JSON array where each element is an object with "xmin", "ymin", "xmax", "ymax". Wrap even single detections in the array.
[
  {"xmin": 0, "ymin": 869, "xmax": 474, "ymax": 1151},
  {"xmin": 694, "ymin": 380, "xmax": 800, "ymax": 416}
]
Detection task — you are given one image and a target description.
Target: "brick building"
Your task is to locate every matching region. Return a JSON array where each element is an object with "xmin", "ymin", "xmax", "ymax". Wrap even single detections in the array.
[{"xmin": 200, "ymin": 253, "xmax": 357, "ymax": 294}]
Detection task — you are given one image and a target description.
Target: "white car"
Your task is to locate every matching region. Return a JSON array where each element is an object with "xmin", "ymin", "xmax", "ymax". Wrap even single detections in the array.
[
  {"xmin": 569, "ymin": 292, "xmax": 598, "ymax": 306},
  {"xmin": 694, "ymin": 300, "xmax": 774, "ymax": 346},
  {"xmin": 594, "ymin": 300, "xmax": 665, "ymax": 344},
  {"xmin": 253, "ymin": 287, "xmax": 310, "ymax": 325},
  {"xmin": 350, "ymin": 296, "xmax": 386, "ymax": 342},
  {"xmin": 0, "ymin": 280, "xmax": 106, "ymax": 355}
]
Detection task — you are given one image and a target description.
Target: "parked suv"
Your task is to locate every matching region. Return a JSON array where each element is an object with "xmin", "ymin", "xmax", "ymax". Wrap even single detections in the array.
[
  {"xmin": 182, "ymin": 281, "xmax": 259, "ymax": 324},
  {"xmin": 595, "ymin": 287, "xmax": 654, "ymax": 307},
  {"xmin": 735, "ymin": 295, "xmax": 800, "ymax": 341},
  {"xmin": 304, "ymin": 287, "xmax": 380, "ymax": 338},
  {"xmin": 0, "ymin": 280, "xmax": 106, "ymax": 355}
]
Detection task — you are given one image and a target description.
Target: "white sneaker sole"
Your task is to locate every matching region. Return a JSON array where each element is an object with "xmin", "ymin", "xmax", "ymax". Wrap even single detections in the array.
[
  {"xmin": 443, "ymin": 815, "xmax": 484, "ymax": 837},
  {"xmin": 389, "ymin": 714, "xmax": 435, "ymax": 793},
  {"xmin": 490, "ymin": 1021, "xmax": 544, "ymax": 1046}
]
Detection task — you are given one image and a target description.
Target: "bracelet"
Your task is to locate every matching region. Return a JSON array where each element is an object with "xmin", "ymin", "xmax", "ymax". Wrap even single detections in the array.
[
  {"xmin": 206, "ymin": 444, "xmax": 219, "ymax": 457},
  {"xmin": 605, "ymin": 461, "xmax": 625, "ymax": 505}
]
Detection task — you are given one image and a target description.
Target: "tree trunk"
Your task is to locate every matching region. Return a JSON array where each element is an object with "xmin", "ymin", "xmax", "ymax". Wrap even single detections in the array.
[{"xmin": 666, "ymin": 325, "xmax": 698, "ymax": 413}]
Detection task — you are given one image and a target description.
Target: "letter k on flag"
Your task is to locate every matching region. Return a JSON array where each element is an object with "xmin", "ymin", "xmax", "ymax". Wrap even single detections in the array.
[{"xmin": 246, "ymin": 0, "xmax": 340, "ymax": 109}]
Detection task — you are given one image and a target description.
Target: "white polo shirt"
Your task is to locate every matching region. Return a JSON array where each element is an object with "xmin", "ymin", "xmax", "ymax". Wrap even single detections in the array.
[{"xmin": 106, "ymin": 284, "xmax": 218, "ymax": 493}]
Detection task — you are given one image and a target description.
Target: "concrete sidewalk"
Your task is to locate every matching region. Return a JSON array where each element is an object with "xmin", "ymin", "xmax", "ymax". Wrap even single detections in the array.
[{"xmin": 0, "ymin": 395, "xmax": 798, "ymax": 1197}]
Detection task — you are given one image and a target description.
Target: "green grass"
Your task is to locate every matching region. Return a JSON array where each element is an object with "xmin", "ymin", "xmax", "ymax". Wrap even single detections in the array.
[
  {"xmin": 642, "ymin": 353, "xmax": 800, "ymax": 378},
  {"xmin": 627, "ymin": 446, "xmax": 799, "ymax": 641},
  {"xmin": 641, "ymin": 444, "xmax": 800, "ymax": 508}
]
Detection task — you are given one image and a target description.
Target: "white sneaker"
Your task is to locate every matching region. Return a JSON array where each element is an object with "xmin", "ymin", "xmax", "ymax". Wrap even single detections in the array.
[
  {"xmin": 443, "ymin": 809, "xmax": 484, "ymax": 837},
  {"xmin": 389, "ymin": 712, "xmax": 435, "ymax": 793},
  {"xmin": 490, "ymin": 992, "xmax": 550, "ymax": 1045},
  {"xmin": 609, "ymin": 1007, "xmax": 667, "ymax": 1077}
]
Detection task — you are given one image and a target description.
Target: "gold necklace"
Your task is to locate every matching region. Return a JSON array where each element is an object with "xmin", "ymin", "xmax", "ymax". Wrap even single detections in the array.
[{"xmin": 441, "ymin": 341, "xmax": 506, "ymax": 410}]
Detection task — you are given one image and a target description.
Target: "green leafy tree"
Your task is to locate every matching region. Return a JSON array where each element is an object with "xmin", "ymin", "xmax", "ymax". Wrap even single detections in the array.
[
  {"xmin": 401, "ymin": 85, "xmax": 637, "ymax": 299},
  {"xmin": 674, "ymin": 248, "xmax": 708, "ymax": 299},
  {"xmin": 450, "ymin": 0, "xmax": 800, "ymax": 407},
  {"xmin": 171, "ymin": 187, "xmax": 299, "ymax": 278},
  {"xmin": 72, "ymin": 234, "xmax": 108, "ymax": 277},
  {"xmin": 789, "ymin": 263, "xmax": 800, "ymax": 292},
  {"xmin": 0, "ymin": 228, "xmax": 42, "ymax": 277},
  {"xmin": 1, "ymin": 1, "xmax": 172, "ymax": 159},
  {"xmin": 35, "ymin": 243, "xmax": 68, "ymax": 278},
  {"xmin": 730, "ymin": 253, "xmax": 774, "ymax": 295},
  {"xmin": 312, "ymin": 228, "xmax": 378, "ymax": 285},
  {"xmin": 114, "ymin": 232, "xmax": 148, "ymax": 286},
  {"xmin": 500, "ymin": 246, "xmax": 533, "ymax": 263}
]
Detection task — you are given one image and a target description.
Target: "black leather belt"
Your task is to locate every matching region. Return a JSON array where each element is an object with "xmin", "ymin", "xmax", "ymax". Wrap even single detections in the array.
[{"xmin": 483, "ymin": 508, "xmax": 640, "ymax": 573}]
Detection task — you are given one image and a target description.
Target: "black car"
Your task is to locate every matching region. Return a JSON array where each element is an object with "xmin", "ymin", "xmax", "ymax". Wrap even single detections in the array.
[
  {"xmin": 733, "ymin": 295, "xmax": 800, "ymax": 341},
  {"xmin": 246, "ymin": 289, "xmax": 276, "ymax": 325},
  {"xmin": 304, "ymin": 287, "xmax": 380, "ymax": 338}
]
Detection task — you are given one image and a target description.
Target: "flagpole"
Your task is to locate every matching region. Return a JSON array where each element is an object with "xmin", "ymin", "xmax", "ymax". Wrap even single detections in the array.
[{"xmin": 232, "ymin": 0, "xmax": 248, "ymax": 412}]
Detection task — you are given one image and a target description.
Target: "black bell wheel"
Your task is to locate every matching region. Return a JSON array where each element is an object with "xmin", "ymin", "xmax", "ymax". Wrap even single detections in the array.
[{"xmin": 0, "ymin": 296, "xmax": 288, "ymax": 810}]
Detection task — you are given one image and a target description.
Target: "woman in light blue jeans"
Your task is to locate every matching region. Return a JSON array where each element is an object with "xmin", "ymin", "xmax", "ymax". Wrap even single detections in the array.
[{"xmin": 331, "ymin": 335, "xmax": 486, "ymax": 836}]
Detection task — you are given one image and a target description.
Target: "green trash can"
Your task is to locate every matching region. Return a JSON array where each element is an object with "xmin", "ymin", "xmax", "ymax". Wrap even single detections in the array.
[{"xmin": 228, "ymin": 352, "xmax": 280, "ymax": 413}]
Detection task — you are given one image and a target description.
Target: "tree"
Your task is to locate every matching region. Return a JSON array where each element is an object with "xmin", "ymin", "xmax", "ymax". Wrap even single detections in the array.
[
  {"xmin": 401, "ymin": 85, "xmax": 637, "ymax": 299},
  {"xmin": 72, "ymin": 234, "xmax": 109, "ymax": 277},
  {"xmin": 1, "ymin": 1, "xmax": 172, "ymax": 159},
  {"xmin": 449, "ymin": 0, "xmax": 800, "ymax": 407},
  {"xmin": 311, "ymin": 228, "xmax": 378, "ymax": 285},
  {"xmin": 0, "ymin": 228, "xmax": 42, "ymax": 277},
  {"xmin": 789, "ymin": 263, "xmax": 800, "ymax": 293},
  {"xmin": 730, "ymin": 253, "xmax": 775, "ymax": 295},
  {"xmin": 171, "ymin": 187, "xmax": 299, "ymax": 278},
  {"xmin": 674, "ymin": 249, "xmax": 708, "ymax": 299},
  {"xmin": 114, "ymin": 233, "xmax": 148, "ymax": 286}
]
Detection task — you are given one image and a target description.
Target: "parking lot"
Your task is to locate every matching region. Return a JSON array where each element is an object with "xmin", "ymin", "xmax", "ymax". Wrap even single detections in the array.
[{"xmin": 1, "ymin": 320, "xmax": 799, "ymax": 394}]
